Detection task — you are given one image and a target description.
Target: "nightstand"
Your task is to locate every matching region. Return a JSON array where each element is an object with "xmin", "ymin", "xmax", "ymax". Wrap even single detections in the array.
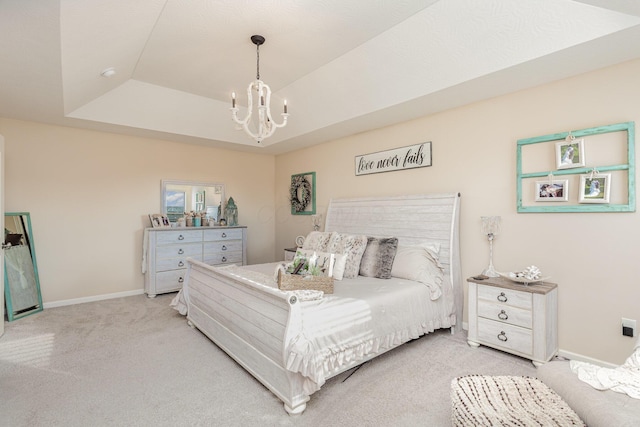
[
  {"xmin": 284, "ymin": 247, "xmax": 298, "ymax": 261},
  {"xmin": 467, "ymin": 276, "xmax": 558, "ymax": 366}
]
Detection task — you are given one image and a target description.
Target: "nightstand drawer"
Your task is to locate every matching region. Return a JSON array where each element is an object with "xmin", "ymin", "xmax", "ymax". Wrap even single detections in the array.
[
  {"xmin": 478, "ymin": 284, "xmax": 532, "ymax": 309},
  {"xmin": 477, "ymin": 317, "xmax": 533, "ymax": 355},
  {"xmin": 477, "ymin": 301, "xmax": 532, "ymax": 329}
]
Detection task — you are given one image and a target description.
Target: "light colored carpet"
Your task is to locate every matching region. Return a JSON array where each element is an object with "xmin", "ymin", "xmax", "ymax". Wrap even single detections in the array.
[{"xmin": 0, "ymin": 294, "xmax": 536, "ymax": 426}]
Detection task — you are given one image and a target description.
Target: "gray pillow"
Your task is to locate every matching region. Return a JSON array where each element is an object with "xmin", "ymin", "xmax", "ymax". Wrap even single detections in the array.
[{"xmin": 359, "ymin": 237, "xmax": 399, "ymax": 279}]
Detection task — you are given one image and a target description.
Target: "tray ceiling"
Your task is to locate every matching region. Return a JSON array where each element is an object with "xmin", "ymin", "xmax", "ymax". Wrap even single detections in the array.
[{"xmin": 1, "ymin": 0, "xmax": 640, "ymax": 154}]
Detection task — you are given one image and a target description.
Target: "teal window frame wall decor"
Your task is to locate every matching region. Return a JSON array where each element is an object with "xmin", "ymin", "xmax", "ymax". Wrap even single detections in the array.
[{"xmin": 517, "ymin": 122, "xmax": 635, "ymax": 213}]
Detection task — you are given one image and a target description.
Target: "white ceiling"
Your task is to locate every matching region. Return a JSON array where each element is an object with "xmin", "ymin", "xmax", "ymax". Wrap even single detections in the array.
[{"xmin": 1, "ymin": 0, "xmax": 640, "ymax": 154}]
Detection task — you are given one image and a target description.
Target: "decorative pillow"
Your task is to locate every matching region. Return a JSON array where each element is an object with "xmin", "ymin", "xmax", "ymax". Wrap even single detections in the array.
[
  {"xmin": 295, "ymin": 248, "xmax": 348, "ymax": 280},
  {"xmin": 327, "ymin": 232, "xmax": 368, "ymax": 279},
  {"xmin": 359, "ymin": 237, "xmax": 399, "ymax": 279},
  {"xmin": 391, "ymin": 241, "xmax": 444, "ymax": 300},
  {"xmin": 301, "ymin": 231, "xmax": 332, "ymax": 252}
]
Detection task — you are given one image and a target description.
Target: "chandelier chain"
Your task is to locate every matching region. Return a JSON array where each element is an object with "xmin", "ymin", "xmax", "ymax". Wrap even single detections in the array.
[{"xmin": 256, "ymin": 43, "xmax": 260, "ymax": 80}]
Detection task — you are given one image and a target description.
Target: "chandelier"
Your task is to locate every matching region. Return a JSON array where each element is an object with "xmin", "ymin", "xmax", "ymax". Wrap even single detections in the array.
[{"xmin": 230, "ymin": 35, "xmax": 289, "ymax": 143}]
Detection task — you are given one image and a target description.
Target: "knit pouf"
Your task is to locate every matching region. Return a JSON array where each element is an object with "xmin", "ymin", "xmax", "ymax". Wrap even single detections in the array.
[{"xmin": 451, "ymin": 375, "xmax": 585, "ymax": 426}]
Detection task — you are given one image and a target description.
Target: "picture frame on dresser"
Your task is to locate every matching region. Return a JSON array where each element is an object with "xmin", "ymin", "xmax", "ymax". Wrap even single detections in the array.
[{"xmin": 149, "ymin": 214, "xmax": 170, "ymax": 228}]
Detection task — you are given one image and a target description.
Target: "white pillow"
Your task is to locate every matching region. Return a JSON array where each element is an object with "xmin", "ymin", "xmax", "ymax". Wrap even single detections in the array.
[
  {"xmin": 301, "ymin": 231, "xmax": 332, "ymax": 252},
  {"xmin": 295, "ymin": 248, "xmax": 348, "ymax": 280},
  {"xmin": 326, "ymin": 232, "xmax": 368, "ymax": 279},
  {"xmin": 391, "ymin": 242, "xmax": 444, "ymax": 300}
]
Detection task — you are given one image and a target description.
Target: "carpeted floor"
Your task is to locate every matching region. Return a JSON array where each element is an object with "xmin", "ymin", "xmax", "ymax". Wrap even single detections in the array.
[{"xmin": 0, "ymin": 293, "xmax": 536, "ymax": 426}]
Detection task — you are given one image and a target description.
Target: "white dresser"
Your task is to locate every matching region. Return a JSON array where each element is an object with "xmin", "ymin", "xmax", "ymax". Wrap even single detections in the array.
[
  {"xmin": 144, "ymin": 226, "xmax": 247, "ymax": 297},
  {"xmin": 467, "ymin": 276, "xmax": 558, "ymax": 365}
]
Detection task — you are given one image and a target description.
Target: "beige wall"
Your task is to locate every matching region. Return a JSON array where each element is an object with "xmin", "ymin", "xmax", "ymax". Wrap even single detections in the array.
[
  {"xmin": 275, "ymin": 58, "xmax": 640, "ymax": 365},
  {"xmin": 0, "ymin": 119, "xmax": 276, "ymax": 303},
  {"xmin": 2, "ymin": 59, "xmax": 639, "ymax": 365}
]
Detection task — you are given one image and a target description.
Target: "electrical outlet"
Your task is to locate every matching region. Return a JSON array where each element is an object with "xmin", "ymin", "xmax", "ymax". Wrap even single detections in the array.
[{"xmin": 622, "ymin": 318, "xmax": 636, "ymax": 337}]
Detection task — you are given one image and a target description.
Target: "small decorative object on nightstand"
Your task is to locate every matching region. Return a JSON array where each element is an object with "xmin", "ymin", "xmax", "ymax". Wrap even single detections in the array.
[{"xmin": 467, "ymin": 275, "xmax": 558, "ymax": 366}]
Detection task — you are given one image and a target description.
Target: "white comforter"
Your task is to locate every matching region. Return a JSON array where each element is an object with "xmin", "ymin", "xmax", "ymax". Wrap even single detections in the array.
[{"xmin": 172, "ymin": 262, "xmax": 453, "ymax": 394}]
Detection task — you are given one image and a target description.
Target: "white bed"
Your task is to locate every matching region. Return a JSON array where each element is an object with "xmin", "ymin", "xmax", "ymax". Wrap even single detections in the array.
[{"xmin": 174, "ymin": 193, "xmax": 462, "ymax": 414}]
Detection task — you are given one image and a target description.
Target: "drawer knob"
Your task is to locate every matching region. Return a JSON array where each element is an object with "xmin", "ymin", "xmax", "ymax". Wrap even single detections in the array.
[
  {"xmin": 178, "ymin": 249, "xmax": 184, "ymax": 254},
  {"xmin": 221, "ymin": 232, "xmax": 227, "ymax": 238},
  {"xmin": 222, "ymin": 256, "xmax": 227, "ymax": 262},
  {"xmin": 178, "ymin": 261, "xmax": 184, "ymax": 267},
  {"xmin": 178, "ymin": 277, "xmax": 184, "ymax": 283},
  {"xmin": 498, "ymin": 310, "xmax": 509, "ymax": 320},
  {"xmin": 222, "ymin": 245, "xmax": 227, "ymax": 251},
  {"xmin": 497, "ymin": 292, "xmax": 508, "ymax": 302},
  {"xmin": 178, "ymin": 234, "xmax": 185, "ymax": 240},
  {"xmin": 497, "ymin": 331, "xmax": 508, "ymax": 342}
]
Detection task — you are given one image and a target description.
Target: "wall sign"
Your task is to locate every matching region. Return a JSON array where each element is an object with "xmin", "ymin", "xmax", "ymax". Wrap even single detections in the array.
[{"xmin": 355, "ymin": 142, "xmax": 432, "ymax": 176}]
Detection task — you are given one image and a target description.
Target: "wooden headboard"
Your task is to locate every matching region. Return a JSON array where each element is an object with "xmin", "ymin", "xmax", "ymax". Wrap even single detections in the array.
[{"xmin": 324, "ymin": 193, "xmax": 462, "ymax": 330}]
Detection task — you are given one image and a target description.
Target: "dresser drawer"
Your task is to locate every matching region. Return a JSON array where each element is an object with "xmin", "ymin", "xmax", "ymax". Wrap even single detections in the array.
[
  {"xmin": 156, "ymin": 270, "xmax": 187, "ymax": 293},
  {"xmin": 203, "ymin": 251, "xmax": 243, "ymax": 265},
  {"xmin": 156, "ymin": 255, "xmax": 203, "ymax": 272},
  {"xmin": 477, "ymin": 300, "xmax": 532, "ymax": 329},
  {"xmin": 478, "ymin": 284, "xmax": 532, "ymax": 309},
  {"xmin": 477, "ymin": 317, "xmax": 533, "ymax": 356},
  {"xmin": 203, "ymin": 240, "xmax": 242, "ymax": 254},
  {"xmin": 203, "ymin": 228, "xmax": 243, "ymax": 241},
  {"xmin": 156, "ymin": 230, "xmax": 202, "ymax": 245},
  {"xmin": 156, "ymin": 243, "xmax": 202, "ymax": 259}
]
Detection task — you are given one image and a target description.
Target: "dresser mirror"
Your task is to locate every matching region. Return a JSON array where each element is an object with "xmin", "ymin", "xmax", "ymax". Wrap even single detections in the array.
[
  {"xmin": 3, "ymin": 212, "xmax": 43, "ymax": 321},
  {"xmin": 161, "ymin": 180, "xmax": 225, "ymax": 223}
]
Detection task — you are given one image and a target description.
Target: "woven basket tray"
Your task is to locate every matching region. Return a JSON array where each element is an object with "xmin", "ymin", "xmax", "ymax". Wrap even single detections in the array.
[{"xmin": 277, "ymin": 270, "xmax": 334, "ymax": 294}]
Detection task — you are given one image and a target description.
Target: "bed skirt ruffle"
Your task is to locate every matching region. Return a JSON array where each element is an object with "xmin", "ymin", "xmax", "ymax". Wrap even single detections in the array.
[{"xmin": 286, "ymin": 314, "xmax": 455, "ymax": 394}]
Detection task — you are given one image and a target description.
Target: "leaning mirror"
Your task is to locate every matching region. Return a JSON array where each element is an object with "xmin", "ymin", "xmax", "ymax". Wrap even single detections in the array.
[
  {"xmin": 4, "ymin": 212, "xmax": 43, "ymax": 321},
  {"xmin": 161, "ymin": 180, "xmax": 225, "ymax": 223}
]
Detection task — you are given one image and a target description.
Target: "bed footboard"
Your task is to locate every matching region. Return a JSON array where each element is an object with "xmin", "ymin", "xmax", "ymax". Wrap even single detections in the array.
[{"xmin": 183, "ymin": 259, "xmax": 309, "ymax": 414}]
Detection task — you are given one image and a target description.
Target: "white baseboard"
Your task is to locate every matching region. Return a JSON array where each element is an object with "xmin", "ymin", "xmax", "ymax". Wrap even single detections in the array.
[
  {"xmin": 43, "ymin": 289, "xmax": 145, "ymax": 309},
  {"xmin": 556, "ymin": 349, "xmax": 617, "ymax": 368},
  {"xmin": 459, "ymin": 321, "xmax": 617, "ymax": 368}
]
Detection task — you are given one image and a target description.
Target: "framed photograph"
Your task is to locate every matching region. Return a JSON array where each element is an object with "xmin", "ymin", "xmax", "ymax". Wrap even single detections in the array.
[
  {"xmin": 555, "ymin": 138, "xmax": 585, "ymax": 169},
  {"xmin": 535, "ymin": 179, "xmax": 569, "ymax": 201},
  {"xmin": 579, "ymin": 173, "xmax": 611, "ymax": 203},
  {"xmin": 149, "ymin": 214, "xmax": 171, "ymax": 228},
  {"xmin": 290, "ymin": 172, "xmax": 316, "ymax": 215}
]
